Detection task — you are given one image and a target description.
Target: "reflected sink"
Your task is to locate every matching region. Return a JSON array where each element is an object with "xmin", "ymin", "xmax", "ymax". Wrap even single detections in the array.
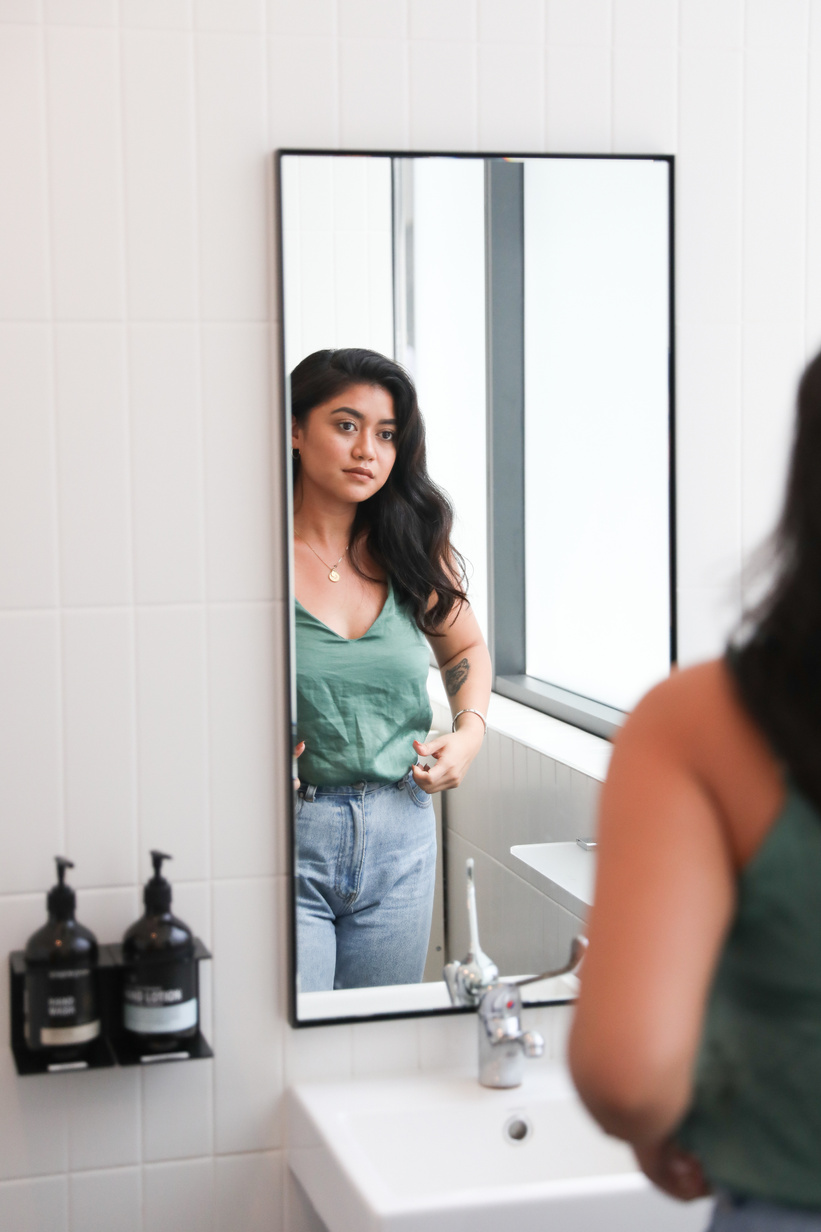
[{"xmin": 289, "ymin": 1065, "xmax": 712, "ymax": 1232}]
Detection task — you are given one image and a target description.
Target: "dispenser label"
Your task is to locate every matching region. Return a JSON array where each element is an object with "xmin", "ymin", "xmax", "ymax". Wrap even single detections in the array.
[
  {"xmin": 123, "ymin": 961, "xmax": 197, "ymax": 1035},
  {"xmin": 25, "ymin": 968, "xmax": 100, "ymax": 1049}
]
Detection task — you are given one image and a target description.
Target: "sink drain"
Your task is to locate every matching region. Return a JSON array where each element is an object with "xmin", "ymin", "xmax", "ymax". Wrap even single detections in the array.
[{"xmin": 503, "ymin": 1115, "xmax": 533, "ymax": 1145}]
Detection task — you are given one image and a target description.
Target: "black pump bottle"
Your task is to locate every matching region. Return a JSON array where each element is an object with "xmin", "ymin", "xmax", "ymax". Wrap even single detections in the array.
[
  {"xmin": 24, "ymin": 857, "xmax": 100, "ymax": 1057},
  {"xmin": 122, "ymin": 851, "xmax": 198, "ymax": 1051}
]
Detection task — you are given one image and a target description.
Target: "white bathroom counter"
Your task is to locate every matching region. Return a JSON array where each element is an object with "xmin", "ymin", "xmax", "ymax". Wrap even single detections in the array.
[{"xmin": 511, "ymin": 842, "xmax": 596, "ymax": 910}]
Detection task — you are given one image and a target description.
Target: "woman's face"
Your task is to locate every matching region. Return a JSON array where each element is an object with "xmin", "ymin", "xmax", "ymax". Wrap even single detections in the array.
[{"xmin": 292, "ymin": 382, "xmax": 398, "ymax": 505}]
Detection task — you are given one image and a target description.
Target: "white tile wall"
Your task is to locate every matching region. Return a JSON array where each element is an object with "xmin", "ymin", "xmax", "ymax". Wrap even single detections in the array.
[{"xmin": 2, "ymin": 5, "xmax": 821, "ymax": 1230}]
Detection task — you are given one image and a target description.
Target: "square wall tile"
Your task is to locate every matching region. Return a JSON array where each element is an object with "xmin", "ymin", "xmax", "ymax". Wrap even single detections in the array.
[
  {"xmin": 74, "ymin": 884, "xmax": 141, "ymax": 944},
  {"xmin": 122, "ymin": 31, "xmax": 198, "ymax": 321},
  {"xmin": 741, "ymin": 317, "xmax": 805, "ymax": 559},
  {"xmin": 478, "ymin": 41, "xmax": 543, "ymax": 152},
  {"xmin": 0, "ymin": 27, "xmax": 49, "ymax": 318},
  {"xmin": 340, "ymin": 39, "xmax": 408, "ymax": 148},
  {"xmin": 202, "ymin": 325, "xmax": 275, "ymax": 603},
  {"xmin": 479, "ymin": 0, "xmax": 541, "ymax": 43},
  {"xmin": 142, "ymin": 1059, "xmax": 214, "ymax": 1162},
  {"xmin": 129, "ymin": 325, "xmax": 204, "ymax": 604},
  {"xmin": 743, "ymin": 43, "xmax": 808, "ymax": 323},
  {"xmin": 268, "ymin": 0, "xmax": 335, "ymax": 36},
  {"xmin": 44, "ymin": 0, "xmax": 115, "ymax": 22},
  {"xmin": 677, "ymin": 48, "xmax": 743, "ymax": 327},
  {"xmin": 195, "ymin": 0, "xmax": 265, "ymax": 31},
  {"xmin": 212, "ymin": 877, "xmax": 284, "ymax": 1153},
  {"xmin": 196, "ymin": 33, "xmax": 269, "ymax": 321},
  {"xmin": 66, "ymin": 1068, "xmax": 140, "ymax": 1171},
  {"xmin": 55, "ymin": 325, "xmax": 131, "ymax": 607},
  {"xmin": 209, "ymin": 603, "xmax": 284, "ymax": 879},
  {"xmin": 546, "ymin": 0, "xmax": 611, "ymax": 45},
  {"xmin": 143, "ymin": 1158, "xmax": 215, "ymax": 1232},
  {"xmin": 0, "ymin": 327, "xmax": 58, "ymax": 609},
  {"xmin": 409, "ymin": 40, "xmax": 476, "ymax": 150},
  {"xmin": 613, "ymin": 42, "xmax": 677, "ymax": 152},
  {"xmin": 411, "ymin": 0, "xmax": 475, "ymax": 40},
  {"xmin": 676, "ymin": 585, "xmax": 742, "ymax": 667},
  {"xmin": 545, "ymin": 44, "xmax": 611, "ymax": 154},
  {"xmin": 284, "ymin": 1171, "xmax": 327, "ymax": 1232},
  {"xmin": 0, "ymin": 0, "xmax": 41, "ymax": 19},
  {"xmin": 45, "ymin": 26, "xmax": 124, "ymax": 319},
  {"xmin": 339, "ymin": 0, "xmax": 406, "ymax": 39},
  {"xmin": 0, "ymin": 614, "xmax": 62, "ymax": 894},
  {"xmin": 746, "ymin": 0, "xmax": 810, "ymax": 47},
  {"xmin": 121, "ymin": 0, "xmax": 192, "ymax": 28},
  {"xmin": 613, "ymin": 0, "xmax": 677, "ymax": 46},
  {"xmin": 215, "ymin": 1151, "xmax": 284, "ymax": 1232},
  {"xmin": 679, "ymin": 0, "xmax": 743, "ymax": 47},
  {"xmin": 269, "ymin": 36, "xmax": 338, "ymax": 149},
  {"xmin": 352, "ymin": 1018, "xmax": 420, "ymax": 1076},
  {"xmin": 284, "ymin": 1023, "xmax": 353, "ymax": 1084},
  {"xmin": 136, "ymin": 607, "xmax": 209, "ymax": 882},
  {"xmin": 0, "ymin": 1176, "xmax": 67, "ymax": 1232},
  {"xmin": 69, "ymin": 1168, "xmax": 141, "ymax": 1232},
  {"xmin": 63, "ymin": 609, "xmax": 137, "ymax": 889},
  {"xmin": 675, "ymin": 314, "xmax": 741, "ymax": 591}
]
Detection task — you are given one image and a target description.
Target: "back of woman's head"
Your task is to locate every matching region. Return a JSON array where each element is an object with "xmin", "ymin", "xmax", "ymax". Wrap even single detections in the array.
[
  {"xmin": 290, "ymin": 348, "xmax": 466, "ymax": 633},
  {"xmin": 732, "ymin": 347, "xmax": 821, "ymax": 806}
]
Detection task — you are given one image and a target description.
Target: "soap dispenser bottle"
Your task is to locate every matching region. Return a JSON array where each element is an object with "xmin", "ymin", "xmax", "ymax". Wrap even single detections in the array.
[
  {"xmin": 122, "ymin": 851, "xmax": 198, "ymax": 1051},
  {"xmin": 24, "ymin": 857, "xmax": 100, "ymax": 1056}
]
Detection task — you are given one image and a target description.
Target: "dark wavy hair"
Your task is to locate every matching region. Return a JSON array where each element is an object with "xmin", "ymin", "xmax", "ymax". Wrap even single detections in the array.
[
  {"xmin": 731, "ymin": 349, "xmax": 821, "ymax": 808},
  {"xmin": 290, "ymin": 348, "xmax": 467, "ymax": 634}
]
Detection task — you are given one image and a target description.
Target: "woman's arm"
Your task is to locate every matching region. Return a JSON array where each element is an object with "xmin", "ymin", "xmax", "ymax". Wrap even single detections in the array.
[
  {"xmin": 413, "ymin": 598, "xmax": 492, "ymax": 794},
  {"xmin": 568, "ymin": 674, "xmax": 736, "ymax": 1150}
]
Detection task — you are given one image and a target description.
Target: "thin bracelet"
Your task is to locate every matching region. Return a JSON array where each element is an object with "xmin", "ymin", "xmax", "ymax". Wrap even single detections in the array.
[{"xmin": 451, "ymin": 708, "xmax": 487, "ymax": 735}]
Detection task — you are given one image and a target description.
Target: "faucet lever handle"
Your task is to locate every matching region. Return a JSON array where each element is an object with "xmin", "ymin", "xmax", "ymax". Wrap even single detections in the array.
[{"xmin": 514, "ymin": 934, "xmax": 588, "ymax": 988}]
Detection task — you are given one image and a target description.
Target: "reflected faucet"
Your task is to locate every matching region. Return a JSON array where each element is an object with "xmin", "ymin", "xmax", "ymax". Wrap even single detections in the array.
[{"xmin": 443, "ymin": 859, "xmax": 498, "ymax": 1007}]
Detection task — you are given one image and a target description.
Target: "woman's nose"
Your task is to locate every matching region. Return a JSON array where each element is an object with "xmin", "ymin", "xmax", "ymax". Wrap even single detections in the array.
[{"xmin": 354, "ymin": 433, "xmax": 375, "ymax": 459}]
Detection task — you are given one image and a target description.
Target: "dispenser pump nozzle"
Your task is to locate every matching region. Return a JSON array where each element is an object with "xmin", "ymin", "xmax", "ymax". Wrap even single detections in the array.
[
  {"xmin": 48, "ymin": 856, "xmax": 76, "ymax": 921},
  {"xmin": 145, "ymin": 850, "xmax": 173, "ymax": 913}
]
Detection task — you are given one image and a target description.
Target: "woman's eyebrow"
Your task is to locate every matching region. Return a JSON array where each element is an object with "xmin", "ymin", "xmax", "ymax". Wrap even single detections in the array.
[{"xmin": 330, "ymin": 407, "xmax": 397, "ymax": 425}]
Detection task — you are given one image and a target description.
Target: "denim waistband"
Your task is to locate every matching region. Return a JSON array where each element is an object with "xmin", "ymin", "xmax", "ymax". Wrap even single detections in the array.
[{"xmin": 298, "ymin": 772, "xmax": 411, "ymax": 801}]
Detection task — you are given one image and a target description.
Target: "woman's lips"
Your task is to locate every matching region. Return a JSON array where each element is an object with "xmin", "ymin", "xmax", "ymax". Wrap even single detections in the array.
[{"xmin": 345, "ymin": 467, "xmax": 374, "ymax": 479}]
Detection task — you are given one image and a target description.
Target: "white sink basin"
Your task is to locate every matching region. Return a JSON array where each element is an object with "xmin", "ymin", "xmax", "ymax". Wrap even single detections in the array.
[{"xmin": 288, "ymin": 1065, "xmax": 713, "ymax": 1232}]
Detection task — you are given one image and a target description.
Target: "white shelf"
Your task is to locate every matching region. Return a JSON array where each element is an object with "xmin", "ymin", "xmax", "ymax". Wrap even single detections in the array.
[{"xmin": 511, "ymin": 841, "xmax": 596, "ymax": 909}]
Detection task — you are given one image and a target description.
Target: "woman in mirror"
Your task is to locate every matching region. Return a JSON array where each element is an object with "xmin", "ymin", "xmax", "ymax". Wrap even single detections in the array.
[
  {"xmin": 570, "ymin": 350, "xmax": 821, "ymax": 1227},
  {"xmin": 291, "ymin": 348, "xmax": 491, "ymax": 993}
]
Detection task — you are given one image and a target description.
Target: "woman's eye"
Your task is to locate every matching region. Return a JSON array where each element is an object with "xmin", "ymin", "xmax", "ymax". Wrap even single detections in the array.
[
  {"xmin": 338, "ymin": 421, "xmax": 356, "ymax": 432},
  {"xmin": 379, "ymin": 430, "xmax": 395, "ymax": 442}
]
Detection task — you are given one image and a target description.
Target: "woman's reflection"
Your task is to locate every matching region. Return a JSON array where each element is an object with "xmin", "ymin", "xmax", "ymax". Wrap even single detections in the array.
[{"xmin": 291, "ymin": 348, "xmax": 491, "ymax": 992}]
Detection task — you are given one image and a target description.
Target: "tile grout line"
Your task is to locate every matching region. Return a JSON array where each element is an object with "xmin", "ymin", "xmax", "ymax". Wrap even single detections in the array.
[{"xmin": 39, "ymin": 12, "xmax": 68, "ymax": 862}]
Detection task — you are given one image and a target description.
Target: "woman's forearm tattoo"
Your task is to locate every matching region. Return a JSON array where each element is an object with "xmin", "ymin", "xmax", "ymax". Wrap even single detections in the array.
[{"xmin": 445, "ymin": 658, "xmax": 470, "ymax": 697}]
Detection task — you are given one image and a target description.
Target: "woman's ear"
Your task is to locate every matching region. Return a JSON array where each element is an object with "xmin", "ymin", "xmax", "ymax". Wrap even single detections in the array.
[{"xmin": 291, "ymin": 416, "xmax": 300, "ymax": 451}]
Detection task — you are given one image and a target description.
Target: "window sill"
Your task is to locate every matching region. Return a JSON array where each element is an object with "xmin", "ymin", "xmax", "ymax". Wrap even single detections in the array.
[{"xmin": 426, "ymin": 668, "xmax": 612, "ymax": 783}]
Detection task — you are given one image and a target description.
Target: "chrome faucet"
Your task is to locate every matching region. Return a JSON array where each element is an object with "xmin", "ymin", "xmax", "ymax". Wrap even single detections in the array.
[
  {"xmin": 444, "ymin": 860, "xmax": 588, "ymax": 1088},
  {"xmin": 476, "ymin": 938, "xmax": 588, "ymax": 1088}
]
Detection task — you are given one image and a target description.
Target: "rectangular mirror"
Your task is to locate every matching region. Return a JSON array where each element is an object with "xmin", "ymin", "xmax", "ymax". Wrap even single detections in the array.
[{"xmin": 277, "ymin": 150, "xmax": 674, "ymax": 1026}]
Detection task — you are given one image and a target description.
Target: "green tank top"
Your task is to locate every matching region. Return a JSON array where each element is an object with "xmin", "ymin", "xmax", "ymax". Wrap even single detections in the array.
[
  {"xmin": 294, "ymin": 579, "xmax": 433, "ymax": 786},
  {"xmin": 677, "ymin": 780, "xmax": 821, "ymax": 1208}
]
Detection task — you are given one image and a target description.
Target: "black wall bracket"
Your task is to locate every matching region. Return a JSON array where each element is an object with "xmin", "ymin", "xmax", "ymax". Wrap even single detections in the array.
[{"xmin": 9, "ymin": 939, "xmax": 213, "ymax": 1076}]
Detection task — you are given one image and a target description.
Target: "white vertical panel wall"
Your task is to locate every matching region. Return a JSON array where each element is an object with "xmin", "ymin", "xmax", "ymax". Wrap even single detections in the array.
[{"xmin": 0, "ymin": 3, "xmax": 820, "ymax": 1230}]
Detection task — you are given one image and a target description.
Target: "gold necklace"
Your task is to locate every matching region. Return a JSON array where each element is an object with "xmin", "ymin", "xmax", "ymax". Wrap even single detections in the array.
[{"xmin": 295, "ymin": 533, "xmax": 348, "ymax": 583}]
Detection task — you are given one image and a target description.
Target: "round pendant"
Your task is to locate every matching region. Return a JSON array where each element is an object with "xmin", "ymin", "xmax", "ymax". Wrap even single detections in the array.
[{"xmin": 328, "ymin": 569, "xmax": 340, "ymax": 582}]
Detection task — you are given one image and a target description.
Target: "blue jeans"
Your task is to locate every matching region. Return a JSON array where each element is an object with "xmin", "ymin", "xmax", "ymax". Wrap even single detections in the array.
[
  {"xmin": 295, "ymin": 771, "xmax": 437, "ymax": 992},
  {"xmin": 709, "ymin": 1193, "xmax": 821, "ymax": 1230}
]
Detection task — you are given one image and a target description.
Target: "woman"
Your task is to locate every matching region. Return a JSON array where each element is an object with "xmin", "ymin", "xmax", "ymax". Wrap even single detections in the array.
[
  {"xmin": 570, "ymin": 350, "xmax": 821, "ymax": 1227},
  {"xmin": 291, "ymin": 348, "xmax": 491, "ymax": 993}
]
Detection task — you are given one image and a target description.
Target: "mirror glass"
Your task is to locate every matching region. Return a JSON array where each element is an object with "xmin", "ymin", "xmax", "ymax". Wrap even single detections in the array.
[{"xmin": 279, "ymin": 151, "xmax": 672, "ymax": 1025}]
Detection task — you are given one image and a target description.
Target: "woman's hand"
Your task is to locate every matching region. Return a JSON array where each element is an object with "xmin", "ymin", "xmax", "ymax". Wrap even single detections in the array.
[
  {"xmin": 411, "ymin": 723, "xmax": 484, "ymax": 794},
  {"xmin": 633, "ymin": 1139, "xmax": 711, "ymax": 1202},
  {"xmin": 293, "ymin": 740, "xmax": 305, "ymax": 792}
]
